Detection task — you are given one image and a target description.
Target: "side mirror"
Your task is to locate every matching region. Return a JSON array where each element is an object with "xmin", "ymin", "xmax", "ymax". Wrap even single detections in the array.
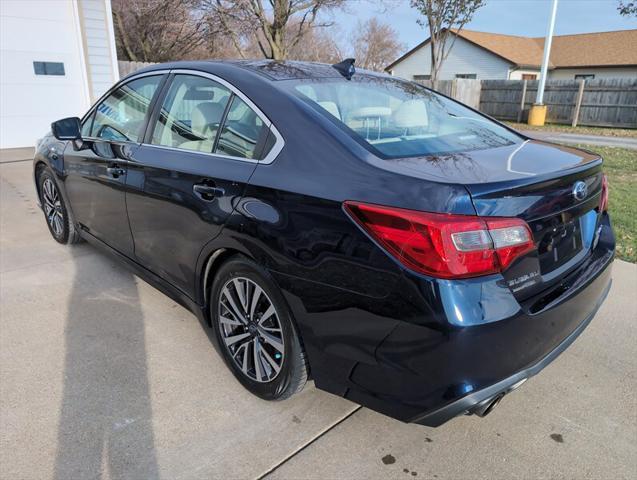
[{"xmin": 51, "ymin": 117, "xmax": 81, "ymax": 141}]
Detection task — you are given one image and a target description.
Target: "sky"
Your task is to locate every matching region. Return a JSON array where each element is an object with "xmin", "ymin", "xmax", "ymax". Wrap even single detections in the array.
[{"xmin": 335, "ymin": 0, "xmax": 637, "ymax": 51}]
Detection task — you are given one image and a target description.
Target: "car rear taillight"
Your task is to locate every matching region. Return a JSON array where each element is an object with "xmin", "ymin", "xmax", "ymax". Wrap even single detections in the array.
[
  {"xmin": 599, "ymin": 174, "xmax": 609, "ymax": 212},
  {"xmin": 343, "ymin": 201, "xmax": 535, "ymax": 279}
]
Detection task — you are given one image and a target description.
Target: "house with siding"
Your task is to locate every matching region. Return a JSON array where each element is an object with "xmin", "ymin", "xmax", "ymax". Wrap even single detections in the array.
[
  {"xmin": 0, "ymin": 0, "xmax": 119, "ymax": 148},
  {"xmin": 386, "ymin": 29, "xmax": 637, "ymax": 82}
]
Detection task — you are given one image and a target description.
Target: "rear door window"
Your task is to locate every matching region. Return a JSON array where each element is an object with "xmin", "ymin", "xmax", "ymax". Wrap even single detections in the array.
[
  {"xmin": 151, "ymin": 75, "xmax": 232, "ymax": 153},
  {"xmin": 214, "ymin": 96, "xmax": 267, "ymax": 159},
  {"xmin": 89, "ymin": 75, "xmax": 162, "ymax": 142}
]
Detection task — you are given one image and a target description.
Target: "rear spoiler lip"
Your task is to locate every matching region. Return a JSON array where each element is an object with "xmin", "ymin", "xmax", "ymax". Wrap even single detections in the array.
[{"xmin": 465, "ymin": 157, "xmax": 602, "ymax": 197}]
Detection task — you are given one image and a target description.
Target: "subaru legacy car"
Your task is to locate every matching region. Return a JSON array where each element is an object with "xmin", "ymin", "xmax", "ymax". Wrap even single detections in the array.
[{"xmin": 34, "ymin": 60, "xmax": 614, "ymax": 426}]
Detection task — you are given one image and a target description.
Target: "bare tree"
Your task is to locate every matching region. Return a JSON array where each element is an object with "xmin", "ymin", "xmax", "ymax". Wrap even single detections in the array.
[
  {"xmin": 410, "ymin": 0, "xmax": 485, "ymax": 87},
  {"xmin": 229, "ymin": 20, "xmax": 343, "ymax": 63},
  {"xmin": 287, "ymin": 25, "xmax": 343, "ymax": 62},
  {"xmin": 618, "ymin": 1, "xmax": 637, "ymax": 17},
  {"xmin": 112, "ymin": 0, "xmax": 208, "ymax": 62},
  {"xmin": 202, "ymin": 0, "xmax": 346, "ymax": 60},
  {"xmin": 353, "ymin": 18, "xmax": 404, "ymax": 72}
]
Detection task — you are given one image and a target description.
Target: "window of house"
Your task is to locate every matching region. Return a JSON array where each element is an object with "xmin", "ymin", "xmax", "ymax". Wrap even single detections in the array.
[
  {"xmin": 33, "ymin": 61, "xmax": 65, "ymax": 76},
  {"xmin": 89, "ymin": 75, "xmax": 162, "ymax": 142},
  {"xmin": 455, "ymin": 73, "xmax": 477, "ymax": 79},
  {"xmin": 152, "ymin": 75, "xmax": 232, "ymax": 153},
  {"xmin": 521, "ymin": 74, "xmax": 537, "ymax": 80},
  {"xmin": 413, "ymin": 75, "xmax": 431, "ymax": 81},
  {"xmin": 575, "ymin": 74, "xmax": 595, "ymax": 80}
]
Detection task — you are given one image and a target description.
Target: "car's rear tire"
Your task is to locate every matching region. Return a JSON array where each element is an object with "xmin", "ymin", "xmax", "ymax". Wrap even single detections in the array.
[
  {"xmin": 210, "ymin": 256, "xmax": 308, "ymax": 400},
  {"xmin": 37, "ymin": 167, "xmax": 82, "ymax": 245}
]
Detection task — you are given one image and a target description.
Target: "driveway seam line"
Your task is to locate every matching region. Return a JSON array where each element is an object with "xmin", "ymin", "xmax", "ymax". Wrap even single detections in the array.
[
  {"xmin": 0, "ymin": 158, "xmax": 33, "ymax": 164},
  {"xmin": 255, "ymin": 405, "xmax": 362, "ymax": 480}
]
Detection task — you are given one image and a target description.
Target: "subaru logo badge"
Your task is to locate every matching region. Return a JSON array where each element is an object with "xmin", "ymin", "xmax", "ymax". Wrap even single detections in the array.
[{"xmin": 572, "ymin": 181, "xmax": 588, "ymax": 201}]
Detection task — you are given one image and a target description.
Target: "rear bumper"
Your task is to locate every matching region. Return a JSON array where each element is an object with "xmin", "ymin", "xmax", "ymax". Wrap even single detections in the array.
[
  {"xmin": 412, "ymin": 276, "xmax": 611, "ymax": 426},
  {"xmin": 275, "ymin": 214, "xmax": 615, "ymax": 427}
]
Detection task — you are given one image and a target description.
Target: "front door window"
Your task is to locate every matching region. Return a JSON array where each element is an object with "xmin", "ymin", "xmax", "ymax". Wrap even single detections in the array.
[{"xmin": 89, "ymin": 76, "xmax": 162, "ymax": 142}]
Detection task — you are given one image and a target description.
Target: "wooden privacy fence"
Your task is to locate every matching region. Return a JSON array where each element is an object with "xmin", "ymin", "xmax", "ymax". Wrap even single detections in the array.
[
  {"xmin": 400, "ymin": 78, "xmax": 636, "ymax": 128},
  {"xmin": 417, "ymin": 79, "xmax": 482, "ymax": 110},
  {"xmin": 479, "ymin": 79, "xmax": 637, "ymax": 128},
  {"xmin": 118, "ymin": 61, "xmax": 156, "ymax": 77}
]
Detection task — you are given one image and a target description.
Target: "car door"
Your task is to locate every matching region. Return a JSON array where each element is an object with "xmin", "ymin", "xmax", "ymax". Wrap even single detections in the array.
[
  {"xmin": 64, "ymin": 73, "xmax": 166, "ymax": 256},
  {"xmin": 125, "ymin": 71, "xmax": 275, "ymax": 296}
]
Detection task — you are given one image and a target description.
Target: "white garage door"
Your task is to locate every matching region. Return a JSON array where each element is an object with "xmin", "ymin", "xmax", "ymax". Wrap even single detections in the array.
[{"xmin": 0, "ymin": 0, "xmax": 91, "ymax": 148}]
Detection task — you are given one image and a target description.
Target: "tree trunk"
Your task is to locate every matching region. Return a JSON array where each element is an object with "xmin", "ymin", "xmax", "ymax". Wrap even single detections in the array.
[
  {"xmin": 428, "ymin": 24, "xmax": 438, "ymax": 90},
  {"xmin": 113, "ymin": 10, "xmax": 137, "ymax": 61},
  {"xmin": 269, "ymin": 0, "xmax": 287, "ymax": 60},
  {"xmin": 271, "ymin": 31, "xmax": 285, "ymax": 60},
  {"xmin": 430, "ymin": 41, "xmax": 438, "ymax": 89}
]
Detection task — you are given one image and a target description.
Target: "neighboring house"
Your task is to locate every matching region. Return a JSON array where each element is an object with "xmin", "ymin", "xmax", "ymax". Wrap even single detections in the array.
[
  {"xmin": 386, "ymin": 29, "xmax": 637, "ymax": 82},
  {"xmin": 0, "ymin": 0, "xmax": 119, "ymax": 149}
]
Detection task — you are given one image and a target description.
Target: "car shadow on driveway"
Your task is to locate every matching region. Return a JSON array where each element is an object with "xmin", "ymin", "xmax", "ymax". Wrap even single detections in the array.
[{"xmin": 54, "ymin": 252, "xmax": 159, "ymax": 479}]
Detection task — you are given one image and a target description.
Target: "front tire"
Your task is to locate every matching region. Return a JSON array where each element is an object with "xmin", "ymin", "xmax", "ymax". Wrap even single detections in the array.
[
  {"xmin": 210, "ymin": 256, "xmax": 308, "ymax": 400},
  {"xmin": 38, "ymin": 167, "xmax": 82, "ymax": 244}
]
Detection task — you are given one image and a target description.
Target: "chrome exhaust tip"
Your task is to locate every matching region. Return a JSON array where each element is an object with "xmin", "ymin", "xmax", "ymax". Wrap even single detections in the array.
[
  {"xmin": 468, "ymin": 377, "xmax": 528, "ymax": 418},
  {"xmin": 471, "ymin": 392, "xmax": 505, "ymax": 418}
]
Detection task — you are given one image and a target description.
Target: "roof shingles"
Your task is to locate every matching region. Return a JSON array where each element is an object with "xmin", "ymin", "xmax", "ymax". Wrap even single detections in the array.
[
  {"xmin": 388, "ymin": 29, "xmax": 637, "ymax": 71},
  {"xmin": 455, "ymin": 30, "xmax": 547, "ymax": 67},
  {"xmin": 545, "ymin": 30, "xmax": 637, "ymax": 67}
]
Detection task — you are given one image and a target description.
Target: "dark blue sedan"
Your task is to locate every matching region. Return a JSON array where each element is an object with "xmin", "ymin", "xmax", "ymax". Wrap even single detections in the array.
[{"xmin": 33, "ymin": 60, "xmax": 614, "ymax": 426}]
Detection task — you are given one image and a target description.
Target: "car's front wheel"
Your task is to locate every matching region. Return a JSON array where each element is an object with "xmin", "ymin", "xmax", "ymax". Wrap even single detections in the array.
[
  {"xmin": 37, "ymin": 167, "xmax": 82, "ymax": 244},
  {"xmin": 210, "ymin": 256, "xmax": 308, "ymax": 400}
]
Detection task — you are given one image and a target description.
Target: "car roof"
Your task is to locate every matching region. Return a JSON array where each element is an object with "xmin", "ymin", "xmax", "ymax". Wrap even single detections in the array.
[{"xmin": 132, "ymin": 59, "xmax": 388, "ymax": 82}]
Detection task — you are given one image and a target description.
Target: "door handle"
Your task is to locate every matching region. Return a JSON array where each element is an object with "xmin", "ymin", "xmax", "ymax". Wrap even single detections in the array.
[
  {"xmin": 106, "ymin": 166, "xmax": 125, "ymax": 178},
  {"xmin": 193, "ymin": 183, "xmax": 224, "ymax": 201}
]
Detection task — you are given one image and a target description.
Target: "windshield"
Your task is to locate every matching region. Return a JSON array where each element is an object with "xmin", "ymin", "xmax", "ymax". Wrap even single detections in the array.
[{"xmin": 283, "ymin": 76, "xmax": 522, "ymax": 158}]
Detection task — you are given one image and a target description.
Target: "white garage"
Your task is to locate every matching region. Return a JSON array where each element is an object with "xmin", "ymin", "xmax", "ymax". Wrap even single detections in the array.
[{"xmin": 0, "ymin": 0, "xmax": 119, "ymax": 149}]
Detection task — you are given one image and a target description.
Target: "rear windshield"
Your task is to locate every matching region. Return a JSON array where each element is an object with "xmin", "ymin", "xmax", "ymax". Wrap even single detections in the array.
[{"xmin": 282, "ymin": 76, "xmax": 522, "ymax": 158}]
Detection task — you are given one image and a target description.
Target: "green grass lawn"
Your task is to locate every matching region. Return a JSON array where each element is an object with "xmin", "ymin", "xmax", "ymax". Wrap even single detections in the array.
[
  {"xmin": 578, "ymin": 145, "xmax": 636, "ymax": 262},
  {"xmin": 505, "ymin": 122, "xmax": 637, "ymax": 138}
]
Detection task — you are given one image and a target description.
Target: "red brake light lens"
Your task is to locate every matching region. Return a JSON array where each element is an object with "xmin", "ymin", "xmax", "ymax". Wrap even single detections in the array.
[
  {"xmin": 599, "ymin": 174, "xmax": 609, "ymax": 212},
  {"xmin": 343, "ymin": 201, "xmax": 535, "ymax": 279}
]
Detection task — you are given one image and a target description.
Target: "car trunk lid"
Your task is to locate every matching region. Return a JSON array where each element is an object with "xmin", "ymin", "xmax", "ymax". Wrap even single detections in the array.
[
  {"xmin": 465, "ymin": 144, "xmax": 604, "ymax": 300},
  {"xmin": 371, "ymin": 138, "xmax": 605, "ymax": 299},
  {"xmin": 377, "ymin": 140, "xmax": 601, "ymax": 185}
]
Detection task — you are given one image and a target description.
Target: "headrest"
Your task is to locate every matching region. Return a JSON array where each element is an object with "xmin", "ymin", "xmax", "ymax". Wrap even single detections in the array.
[
  {"xmin": 191, "ymin": 102, "xmax": 225, "ymax": 137},
  {"xmin": 184, "ymin": 87, "xmax": 215, "ymax": 101},
  {"xmin": 298, "ymin": 85, "xmax": 317, "ymax": 101},
  {"xmin": 318, "ymin": 101, "xmax": 341, "ymax": 120},
  {"xmin": 348, "ymin": 107, "xmax": 392, "ymax": 119},
  {"xmin": 393, "ymin": 100, "xmax": 429, "ymax": 128}
]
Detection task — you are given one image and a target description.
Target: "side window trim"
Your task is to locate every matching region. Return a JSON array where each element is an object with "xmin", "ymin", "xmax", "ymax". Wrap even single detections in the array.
[
  {"xmin": 141, "ymin": 72, "xmax": 176, "ymax": 145},
  {"xmin": 253, "ymin": 124, "xmax": 273, "ymax": 160},
  {"xmin": 137, "ymin": 74, "xmax": 171, "ymax": 143},
  {"xmin": 141, "ymin": 68, "xmax": 284, "ymax": 164},
  {"xmin": 82, "ymin": 110, "xmax": 96, "ymax": 137},
  {"xmin": 211, "ymin": 92, "xmax": 235, "ymax": 154},
  {"xmin": 80, "ymin": 70, "xmax": 171, "ymax": 143}
]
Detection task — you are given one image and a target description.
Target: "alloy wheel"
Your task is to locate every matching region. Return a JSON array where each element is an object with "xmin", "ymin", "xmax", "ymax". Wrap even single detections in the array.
[
  {"xmin": 218, "ymin": 277, "xmax": 285, "ymax": 383},
  {"xmin": 42, "ymin": 178, "xmax": 64, "ymax": 238}
]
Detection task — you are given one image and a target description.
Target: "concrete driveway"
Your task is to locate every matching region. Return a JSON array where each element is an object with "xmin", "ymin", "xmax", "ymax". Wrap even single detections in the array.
[{"xmin": 1, "ymin": 156, "xmax": 636, "ymax": 480}]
